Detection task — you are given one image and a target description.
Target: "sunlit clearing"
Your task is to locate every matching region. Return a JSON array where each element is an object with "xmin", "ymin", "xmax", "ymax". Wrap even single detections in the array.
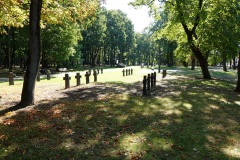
[
  {"xmin": 234, "ymin": 101, "xmax": 240, "ymax": 106},
  {"xmin": 161, "ymin": 98, "xmax": 181, "ymax": 109},
  {"xmin": 207, "ymin": 124, "xmax": 225, "ymax": 131},
  {"xmin": 219, "ymin": 98, "xmax": 228, "ymax": 104},
  {"xmin": 204, "ymin": 105, "xmax": 220, "ymax": 114},
  {"xmin": 117, "ymin": 115, "xmax": 128, "ymax": 124},
  {"xmin": 159, "ymin": 119, "xmax": 171, "ymax": 125},
  {"xmin": 222, "ymin": 146, "xmax": 240, "ymax": 158},
  {"xmin": 164, "ymin": 109, "xmax": 182, "ymax": 116},
  {"xmin": 183, "ymin": 103, "xmax": 192, "ymax": 110},
  {"xmin": 209, "ymin": 105, "xmax": 220, "ymax": 110},
  {"xmin": 120, "ymin": 132, "xmax": 147, "ymax": 158}
]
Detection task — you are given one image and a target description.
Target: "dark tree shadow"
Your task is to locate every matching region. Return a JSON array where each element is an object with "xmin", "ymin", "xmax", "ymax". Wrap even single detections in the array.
[{"xmin": 0, "ymin": 78, "xmax": 240, "ymax": 159}]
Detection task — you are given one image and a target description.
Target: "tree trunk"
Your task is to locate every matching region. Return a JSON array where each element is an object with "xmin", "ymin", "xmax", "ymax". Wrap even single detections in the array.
[
  {"xmin": 222, "ymin": 52, "xmax": 227, "ymax": 72},
  {"xmin": 158, "ymin": 48, "xmax": 161, "ymax": 73},
  {"xmin": 234, "ymin": 52, "xmax": 240, "ymax": 92},
  {"xmin": 191, "ymin": 55, "xmax": 195, "ymax": 70},
  {"xmin": 10, "ymin": 28, "xmax": 16, "ymax": 72},
  {"xmin": 178, "ymin": 0, "xmax": 211, "ymax": 79},
  {"xmin": 19, "ymin": 0, "xmax": 42, "ymax": 107},
  {"xmin": 190, "ymin": 46, "xmax": 211, "ymax": 79},
  {"xmin": 233, "ymin": 57, "xmax": 236, "ymax": 69}
]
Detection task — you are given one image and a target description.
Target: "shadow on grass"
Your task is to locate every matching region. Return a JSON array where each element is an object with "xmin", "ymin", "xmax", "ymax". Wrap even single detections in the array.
[{"xmin": 0, "ymin": 78, "xmax": 240, "ymax": 159}]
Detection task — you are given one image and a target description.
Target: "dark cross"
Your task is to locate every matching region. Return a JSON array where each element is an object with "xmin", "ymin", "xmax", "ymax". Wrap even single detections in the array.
[
  {"xmin": 154, "ymin": 72, "xmax": 156, "ymax": 87},
  {"xmin": 37, "ymin": 72, "xmax": 41, "ymax": 82},
  {"xmin": 128, "ymin": 69, "xmax": 131, "ymax": 75},
  {"xmin": 63, "ymin": 74, "xmax": 71, "ymax": 89},
  {"xmin": 75, "ymin": 73, "xmax": 81, "ymax": 86},
  {"xmin": 122, "ymin": 69, "xmax": 125, "ymax": 76},
  {"xmin": 162, "ymin": 69, "xmax": 167, "ymax": 78},
  {"xmin": 126, "ymin": 69, "xmax": 128, "ymax": 76},
  {"xmin": 101, "ymin": 68, "xmax": 103, "ymax": 74},
  {"xmin": 151, "ymin": 73, "xmax": 154, "ymax": 88},
  {"xmin": 8, "ymin": 72, "xmax": 16, "ymax": 85},
  {"xmin": 93, "ymin": 70, "xmax": 98, "ymax": 82},
  {"xmin": 147, "ymin": 74, "xmax": 151, "ymax": 90},
  {"xmin": 131, "ymin": 68, "xmax": 133, "ymax": 75},
  {"xmin": 143, "ymin": 75, "xmax": 147, "ymax": 96},
  {"xmin": 85, "ymin": 72, "xmax": 90, "ymax": 84},
  {"xmin": 46, "ymin": 70, "xmax": 51, "ymax": 80}
]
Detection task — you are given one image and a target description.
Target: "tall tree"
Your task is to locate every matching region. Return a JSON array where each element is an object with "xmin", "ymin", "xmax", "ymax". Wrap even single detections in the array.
[
  {"xmin": 0, "ymin": 0, "xmax": 101, "ymax": 108},
  {"xmin": 81, "ymin": 7, "xmax": 107, "ymax": 67},
  {"xmin": 19, "ymin": 0, "xmax": 42, "ymax": 107}
]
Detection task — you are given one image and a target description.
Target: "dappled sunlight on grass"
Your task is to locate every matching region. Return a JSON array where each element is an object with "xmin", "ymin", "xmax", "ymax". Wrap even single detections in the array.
[
  {"xmin": 234, "ymin": 101, "xmax": 240, "ymax": 106},
  {"xmin": 1, "ymin": 67, "xmax": 240, "ymax": 159},
  {"xmin": 182, "ymin": 103, "xmax": 192, "ymax": 110},
  {"xmin": 120, "ymin": 132, "xmax": 147, "ymax": 158}
]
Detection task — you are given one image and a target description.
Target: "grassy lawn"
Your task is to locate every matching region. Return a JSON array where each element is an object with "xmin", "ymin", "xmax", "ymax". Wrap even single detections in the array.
[{"xmin": 0, "ymin": 66, "xmax": 240, "ymax": 159}]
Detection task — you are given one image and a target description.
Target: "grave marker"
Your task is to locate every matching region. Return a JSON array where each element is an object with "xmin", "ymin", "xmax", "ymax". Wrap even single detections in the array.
[
  {"xmin": 75, "ymin": 73, "xmax": 81, "ymax": 86},
  {"xmin": 162, "ymin": 69, "xmax": 167, "ymax": 78},
  {"xmin": 122, "ymin": 69, "xmax": 125, "ymax": 76},
  {"xmin": 85, "ymin": 72, "xmax": 90, "ymax": 84},
  {"xmin": 126, "ymin": 69, "xmax": 128, "ymax": 76},
  {"xmin": 131, "ymin": 68, "xmax": 133, "ymax": 75},
  {"xmin": 63, "ymin": 74, "xmax": 71, "ymax": 89},
  {"xmin": 46, "ymin": 70, "xmax": 51, "ymax": 80},
  {"xmin": 8, "ymin": 72, "xmax": 16, "ymax": 85},
  {"xmin": 151, "ymin": 73, "xmax": 154, "ymax": 88},
  {"xmin": 93, "ymin": 70, "xmax": 98, "ymax": 82},
  {"xmin": 143, "ymin": 75, "xmax": 147, "ymax": 95},
  {"xmin": 147, "ymin": 74, "xmax": 151, "ymax": 90}
]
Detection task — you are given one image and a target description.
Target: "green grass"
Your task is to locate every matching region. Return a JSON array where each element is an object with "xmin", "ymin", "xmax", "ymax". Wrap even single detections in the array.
[{"xmin": 0, "ymin": 66, "xmax": 240, "ymax": 159}]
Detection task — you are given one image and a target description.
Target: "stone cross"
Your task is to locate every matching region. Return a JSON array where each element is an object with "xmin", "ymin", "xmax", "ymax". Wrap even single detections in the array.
[
  {"xmin": 151, "ymin": 73, "xmax": 154, "ymax": 88},
  {"xmin": 131, "ymin": 68, "xmax": 133, "ymax": 75},
  {"xmin": 126, "ymin": 69, "xmax": 128, "ymax": 76},
  {"xmin": 142, "ymin": 75, "xmax": 147, "ymax": 96},
  {"xmin": 46, "ymin": 70, "xmax": 51, "ymax": 80},
  {"xmin": 162, "ymin": 69, "xmax": 167, "ymax": 78},
  {"xmin": 93, "ymin": 70, "xmax": 98, "ymax": 82},
  {"xmin": 122, "ymin": 69, "xmax": 125, "ymax": 76},
  {"xmin": 147, "ymin": 74, "xmax": 151, "ymax": 90},
  {"xmin": 85, "ymin": 71, "xmax": 90, "ymax": 84},
  {"xmin": 75, "ymin": 73, "xmax": 81, "ymax": 86},
  {"xmin": 63, "ymin": 74, "xmax": 71, "ymax": 89},
  {"xmin": 8, "ymin": 72, "xmax": 16, "ymax": 85},
  {"xmin": 128, "ymin": 69, "xmax": 131, "ymax": 75}
]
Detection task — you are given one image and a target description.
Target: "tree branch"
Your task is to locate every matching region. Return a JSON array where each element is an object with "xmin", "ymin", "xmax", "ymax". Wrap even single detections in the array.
[{"xmin": 191, "ymin": 0, "xmax": 203, "ymax": 36}]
